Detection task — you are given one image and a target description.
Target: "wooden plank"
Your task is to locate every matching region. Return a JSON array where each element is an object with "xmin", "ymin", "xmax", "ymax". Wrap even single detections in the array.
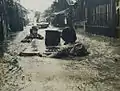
[{"xmin": 19, "ymin": 39, "xmax": 45, "ymax": 57}]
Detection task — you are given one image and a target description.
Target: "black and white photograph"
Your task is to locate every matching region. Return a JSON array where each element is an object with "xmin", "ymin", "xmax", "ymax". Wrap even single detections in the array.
[{"xmin": 0, "ymin": 0, "xmax": 120, "ymax": 91}]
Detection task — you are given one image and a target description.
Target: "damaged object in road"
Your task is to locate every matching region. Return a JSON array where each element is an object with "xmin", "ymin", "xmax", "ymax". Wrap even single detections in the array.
[
  {"xmin": 19, "ymin": 52, "xmax": 42, "ymax": 57},
  {"xmin": 21, "ymin": 26, "xmax": 44, "ymax": 43},
  {"xmin": 49, "ymin": 43, "xmax": 89, "ymax": 58},
  {"xmin": 43, "ymin": 46, "xmax": 60, "ymax": 55}
]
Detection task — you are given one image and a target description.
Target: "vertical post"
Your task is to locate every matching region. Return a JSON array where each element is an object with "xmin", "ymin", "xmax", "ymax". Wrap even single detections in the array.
[
  {"xmin": 68, "ymin": 5, "xmax": 73, "ymax": 27},
  {"xmin": 111, "ymin": 0, "xmax": 116, "ymax": 37}
]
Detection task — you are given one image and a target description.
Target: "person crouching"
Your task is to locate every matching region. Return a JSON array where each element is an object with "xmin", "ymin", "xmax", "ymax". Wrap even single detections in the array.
[{"xmin": 29, "ymin": 26, "xmax": 44, "ymax": 39}]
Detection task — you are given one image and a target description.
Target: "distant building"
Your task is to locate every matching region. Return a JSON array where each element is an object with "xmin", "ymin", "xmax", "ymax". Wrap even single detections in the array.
[{"xmin": 74, "ymin": 0, "xmax": 116, "ymax": 37}]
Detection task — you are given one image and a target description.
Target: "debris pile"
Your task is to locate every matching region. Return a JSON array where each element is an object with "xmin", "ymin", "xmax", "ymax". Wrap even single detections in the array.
[
  {"xmin": 49, "ymin": 43, "xmax": 89, "ymax": 58},
  {"xmin": 19, "ymin": 52, "xmax": 42, "ymax": 57}
]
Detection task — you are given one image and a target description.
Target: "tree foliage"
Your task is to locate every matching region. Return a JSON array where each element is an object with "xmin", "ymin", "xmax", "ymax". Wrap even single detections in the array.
[
  {"xmin": 0, "ymin": 0, "xmax": 28, "ymax": 41},
  {"xmin": 1, "ymin": 0, "xmax": 28, "ymax": 32},
  {"xmin": 43, "ymin": 1, "xmax": 58, "ymax": 18}
]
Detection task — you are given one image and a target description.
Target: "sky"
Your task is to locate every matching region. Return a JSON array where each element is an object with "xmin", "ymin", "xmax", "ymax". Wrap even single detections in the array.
[{"xmin": 20, "ymin": 0, "xmax": 55, "ymax": 12}]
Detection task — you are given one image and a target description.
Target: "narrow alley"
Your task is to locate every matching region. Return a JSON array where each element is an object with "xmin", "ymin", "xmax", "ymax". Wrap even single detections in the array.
[{"xmin": 0, "ymin": 0, "xmax": 120, "ymax": 91}]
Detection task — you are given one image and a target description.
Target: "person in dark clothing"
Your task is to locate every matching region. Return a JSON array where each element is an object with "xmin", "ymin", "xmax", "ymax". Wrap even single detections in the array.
[
  {"xmin": 61, "ymin": 7, "xmax": 77, "ymax": 45},
  {"xmin": 61, "ymin": 26, "xmax": 77, "ymax": 45},
  {"xmin": 62, "ymin": 5, "xmax": 77, "ymax": 45},
  {"xmin": 29, "ymin": 26, "xmax": 44, "ymax": 39},
  {"xmin": 25, "ymin": 26, "xmax": 44, "ymax": 40}
]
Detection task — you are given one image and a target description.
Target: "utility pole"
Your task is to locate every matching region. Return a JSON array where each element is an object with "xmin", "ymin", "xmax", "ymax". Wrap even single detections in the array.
[{"xmin": 111, "ymin": 0, "xmax": 116, "ymax": 37}]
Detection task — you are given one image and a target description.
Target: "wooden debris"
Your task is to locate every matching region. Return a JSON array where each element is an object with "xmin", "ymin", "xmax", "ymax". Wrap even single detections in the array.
[{"xmin": 19, "ymin": 52, "xmax": 42, "ymax": 57}]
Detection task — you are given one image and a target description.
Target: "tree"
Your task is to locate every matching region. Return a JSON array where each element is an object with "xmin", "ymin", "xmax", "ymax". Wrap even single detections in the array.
[
  {"xmin": 0, "ymin": 0, "xmax": 28, "ymax": 41},
  {"xmin": 6, "ymin": 0, "xmax": 28, "ymax": 31},
  {"xmin": 43, "ymin": 1, "xmax": 58, "ymax": 18}
]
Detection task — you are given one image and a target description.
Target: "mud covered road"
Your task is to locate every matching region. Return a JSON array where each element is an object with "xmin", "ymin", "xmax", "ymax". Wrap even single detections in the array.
[{"xmin": 0, "ymin": 26, "xmax": 120, "ymax": 91}]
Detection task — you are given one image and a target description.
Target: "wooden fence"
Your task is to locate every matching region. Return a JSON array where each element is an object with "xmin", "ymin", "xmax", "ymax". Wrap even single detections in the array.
[{"xmin": 84, "ymin": 0, "xmax": 116, "ymax": 37}]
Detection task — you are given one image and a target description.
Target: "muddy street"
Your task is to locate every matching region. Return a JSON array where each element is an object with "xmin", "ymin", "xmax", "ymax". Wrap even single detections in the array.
[
  {"xmin": 0, "ymin": 25, "xmax": 120, "ymax": 91},
  {"xmin": 1, "ymin": 0, "xmax": 120, "ymax": 91}
]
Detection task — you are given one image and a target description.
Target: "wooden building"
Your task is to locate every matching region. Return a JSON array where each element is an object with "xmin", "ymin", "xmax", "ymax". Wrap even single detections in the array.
[
  {"xmin": 84, "ymin": 0, "xmax": 116, "ymax": 37},
  {"xmin": 53, "ymin": 0, "xmax": 117, "ymax": 37}
]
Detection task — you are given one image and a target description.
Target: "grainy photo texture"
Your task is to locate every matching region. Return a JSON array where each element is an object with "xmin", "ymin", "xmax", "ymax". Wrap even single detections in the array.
[{"xmin": 0, "ymin": 0, "xmax": 120, "ymax": 91}]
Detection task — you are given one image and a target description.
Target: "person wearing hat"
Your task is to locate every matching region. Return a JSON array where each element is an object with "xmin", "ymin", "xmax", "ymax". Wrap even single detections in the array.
[
  {"xmin": 29, "ymin": 26, "xmax": 44, "ymax": 39},
  {"xmin": 30, "ymin": 26, "xmax": 38, "ymax": 37}
]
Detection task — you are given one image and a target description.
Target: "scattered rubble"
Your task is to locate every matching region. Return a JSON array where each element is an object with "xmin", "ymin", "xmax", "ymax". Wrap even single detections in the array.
[{"xmin": 49, "ymin": 42, "xmax": 89, "ymax": 58}]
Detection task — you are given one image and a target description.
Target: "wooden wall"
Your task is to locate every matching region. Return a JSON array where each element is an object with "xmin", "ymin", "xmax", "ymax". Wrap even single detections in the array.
[{"xmin": 85, "ymin": 0, "xmax": 116, "ymax": 37}]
